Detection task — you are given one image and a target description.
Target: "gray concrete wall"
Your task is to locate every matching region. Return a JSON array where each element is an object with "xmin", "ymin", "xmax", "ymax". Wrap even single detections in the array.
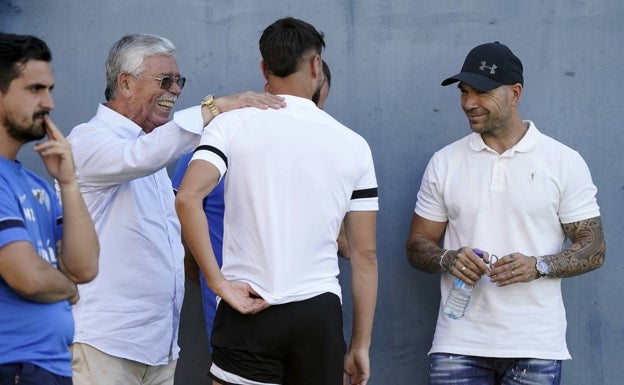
[{"xmin": 2, "ymin": 1, "xmax": 622, "ymax": 384}]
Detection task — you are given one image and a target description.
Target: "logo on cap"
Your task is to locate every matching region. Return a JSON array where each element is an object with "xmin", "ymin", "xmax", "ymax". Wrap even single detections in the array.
[
  {"xmin": 440, "ymin": 42, "xmax": 524, "ymax": 92},
  {"xmin": 479, "ymin": 62, "xmax": 497, "ymax": 74}
]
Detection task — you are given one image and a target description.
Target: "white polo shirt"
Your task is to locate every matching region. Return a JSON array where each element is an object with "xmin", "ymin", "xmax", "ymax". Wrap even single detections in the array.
[
  {"xmin": 415, "ymin": 121, "xmax": 599, "ymax": 359},
  {"xmin": 192, "ymin": 95, "xmax": 378, "ymax": 305}
]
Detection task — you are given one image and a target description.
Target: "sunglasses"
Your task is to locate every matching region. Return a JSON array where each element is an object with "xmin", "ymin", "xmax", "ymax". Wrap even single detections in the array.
[{"xmin": 138, "ymin": 74, "xmax": 186, "ymax": 90}]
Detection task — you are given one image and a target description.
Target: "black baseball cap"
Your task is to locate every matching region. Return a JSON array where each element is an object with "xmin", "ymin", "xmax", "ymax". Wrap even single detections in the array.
[{"xmin": 441, "ymin": 42, "xmax": 523, "ymax": 91}]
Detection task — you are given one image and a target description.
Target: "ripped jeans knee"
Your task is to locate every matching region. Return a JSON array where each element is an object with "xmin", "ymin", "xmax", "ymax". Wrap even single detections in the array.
[{"xmin": 429, "ymin": 353, "xmax": 561, "ymax": 385}]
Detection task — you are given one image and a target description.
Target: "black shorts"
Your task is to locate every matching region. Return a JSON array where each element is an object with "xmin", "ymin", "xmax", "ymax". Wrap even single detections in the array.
[{"xmin": 209, "ymin": 292, "xmax": 345, "ymax": 385}]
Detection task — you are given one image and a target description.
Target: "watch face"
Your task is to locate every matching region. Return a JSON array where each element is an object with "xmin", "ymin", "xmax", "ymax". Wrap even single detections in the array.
[{"xmin": 537, "ymin": 259, "xmax": 549, "ymax": 276}]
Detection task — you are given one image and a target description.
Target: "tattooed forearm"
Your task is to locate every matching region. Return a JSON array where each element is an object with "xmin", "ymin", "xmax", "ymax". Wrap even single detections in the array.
[
  {"xmin": 406, "ymin": 215, "xmax": 451, "ymax": 273},
  {"xmin": 406, "ymin": 236, "xmax": 452, "ymax": 273},
  {"xmin": 542, "ymin": 216, "xmax": 606, "ymax": 278}
]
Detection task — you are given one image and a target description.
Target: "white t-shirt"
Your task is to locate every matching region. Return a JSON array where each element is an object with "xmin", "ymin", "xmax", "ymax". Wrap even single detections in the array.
[
  {"xmin": 415, "ymin": 121, "xmax": 599, "ymax": 359},
  {"xmin": 193, "ymin": 95, "xmax": 378, "ymax": 305}
]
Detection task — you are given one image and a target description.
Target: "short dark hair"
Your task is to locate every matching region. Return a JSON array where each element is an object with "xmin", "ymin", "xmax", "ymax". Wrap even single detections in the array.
[
  {"xmin": 322, "ymin": 60, "xmax": 331, "ymax": 88},
  {"xmin": 0, "ymin": 33, "xmax": 51, "ymax": 93},
  {"xmin": 259, "ymin": 17, "xmax": 325, "ymax": 77},
  {"xmin": 312, "ymin": 60, "xmax": 332, "ymax": 105}
]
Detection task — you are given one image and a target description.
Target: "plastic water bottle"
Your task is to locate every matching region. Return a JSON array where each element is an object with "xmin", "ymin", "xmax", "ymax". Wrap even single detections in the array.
[{"xmin": 443, "ymin": 249, "xmax": 484, "ymax": 319}]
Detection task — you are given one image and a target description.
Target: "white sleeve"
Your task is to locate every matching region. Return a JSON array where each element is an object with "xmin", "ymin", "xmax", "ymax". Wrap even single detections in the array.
[{"xmin": 71, "ymin": 107, "xmax": 203, "ymax": 186}]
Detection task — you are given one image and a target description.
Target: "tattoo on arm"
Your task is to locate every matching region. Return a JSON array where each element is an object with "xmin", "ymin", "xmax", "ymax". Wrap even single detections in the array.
[
  {"xmin": 406, "ymin": 236, "xmax": 457, "ymax": 273},
  {"xmin": 543, "ymin": 216, "xmax": 606, "ymax": 278}
]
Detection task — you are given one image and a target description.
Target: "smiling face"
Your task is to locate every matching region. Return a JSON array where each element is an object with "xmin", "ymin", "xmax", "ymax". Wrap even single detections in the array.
[
  {"xmin": 121, "ymin": 54, "xmax": 182, "ymax": 133},
  {"xmin": 0, "ymin": 60, "xmax": 55, "ymax": 144},
  {"xmin": 459, "ymin": 82, "xmax": 515, "ymax": 137}
]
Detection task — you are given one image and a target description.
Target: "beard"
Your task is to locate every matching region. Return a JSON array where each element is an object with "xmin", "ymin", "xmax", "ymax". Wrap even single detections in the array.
[
  {"xmin": 311, "ymin": 87, "xmax": 321, "ymax": 105},
  {"xmin": 311, "ymin": 76, "xmax": 324, "ymax": 105},
  {"xmin": 5, "ymin": 111, "xmax": 47, "ymax": 143}
]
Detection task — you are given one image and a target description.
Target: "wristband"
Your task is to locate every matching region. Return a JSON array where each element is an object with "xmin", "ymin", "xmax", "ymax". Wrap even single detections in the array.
[{"xmin": 439, "ymin": 249, "xmax": 450, "ymax": 271}]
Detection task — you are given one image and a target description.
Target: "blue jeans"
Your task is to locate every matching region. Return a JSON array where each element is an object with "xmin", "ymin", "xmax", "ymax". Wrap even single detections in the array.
[
  {"xmin": 429, "ymin": 354, "xmax": 561, "ymax": 385},
  {"xmin": 0, "ymin": 363, "xmax": 72, "ymax": 385}
]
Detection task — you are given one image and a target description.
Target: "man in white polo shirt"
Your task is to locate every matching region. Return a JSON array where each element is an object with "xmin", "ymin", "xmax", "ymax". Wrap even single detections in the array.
[
  {"xmin": 176, "ymin": 17, "xmax": 378, "ymax": 385},
  {"xmin": 405, "ymin": 42, "xmax": 605, "ymax": 385}
]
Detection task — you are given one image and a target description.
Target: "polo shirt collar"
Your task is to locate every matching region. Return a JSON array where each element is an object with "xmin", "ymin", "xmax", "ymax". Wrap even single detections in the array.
[{"xmin": 469, "ymin": 120, "xmax": 540, "ymax": 155}]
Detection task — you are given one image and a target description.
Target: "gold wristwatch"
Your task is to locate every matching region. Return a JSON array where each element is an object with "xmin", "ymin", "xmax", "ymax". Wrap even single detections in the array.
[{"xmin": 201, "ymin": 94, "xmax": 220, "ymax": 117}]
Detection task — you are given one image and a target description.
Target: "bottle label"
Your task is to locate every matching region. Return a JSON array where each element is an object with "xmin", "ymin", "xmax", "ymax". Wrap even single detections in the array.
[{"xmin": 454, "ymin": 278, "xmax": 472, "ymax": 291}]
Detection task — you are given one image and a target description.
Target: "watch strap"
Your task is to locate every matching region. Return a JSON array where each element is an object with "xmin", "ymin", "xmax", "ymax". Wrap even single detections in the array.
[{"xmin": 201, "ymin": 94, "xmax": 220, "ymax": 117}]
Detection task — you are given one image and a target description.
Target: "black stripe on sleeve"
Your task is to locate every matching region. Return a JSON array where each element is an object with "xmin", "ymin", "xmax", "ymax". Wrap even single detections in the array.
[
  {"xmin": 194, "ymin": 145, "xmax": 228, "ymax": 168},
  {"xmin": 0, "ymin": 219, "xmax": 26, "ymax": 231},
  {"xmin": 351, "ymin": 188, "xmax": 378, "ymax": 200}
]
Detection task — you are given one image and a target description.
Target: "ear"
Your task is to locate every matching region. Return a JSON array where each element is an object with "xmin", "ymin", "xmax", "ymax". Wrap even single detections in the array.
[
  {"xmin": 260, "ymin": 60, "xmax": 270, "ymax": 81},
  {"xmin": 118, "ymin": 72, "xmax": 134, "ymax": 97},
  {"xmin": 310, "ymin": 54, "xmax": 322, "ymax": 80},
  {"xmin": 510, "ymin": 83, "xmax": 523, "ymax": 106}
]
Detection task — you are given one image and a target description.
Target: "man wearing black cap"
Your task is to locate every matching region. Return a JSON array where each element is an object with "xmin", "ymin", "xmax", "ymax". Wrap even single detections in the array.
[{"xmin": 406, "ymin": 42, "xmax": 605, "ymax": 384}]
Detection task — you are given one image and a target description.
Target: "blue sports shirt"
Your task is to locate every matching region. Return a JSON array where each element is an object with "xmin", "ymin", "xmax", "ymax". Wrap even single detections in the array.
[{"xmin": 0, "ymin": 157, "xmax": 72, "ymax": 377}]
